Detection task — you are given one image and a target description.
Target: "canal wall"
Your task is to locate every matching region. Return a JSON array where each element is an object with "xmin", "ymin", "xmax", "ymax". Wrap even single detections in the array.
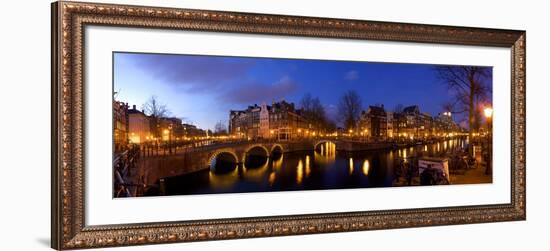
[{"xmin": 136, "ymin": 151, "xmax": 211, "ymax": 186}]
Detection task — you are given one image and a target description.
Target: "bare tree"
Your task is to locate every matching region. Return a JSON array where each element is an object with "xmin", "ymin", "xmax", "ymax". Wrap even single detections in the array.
[
  {"xmin": 142, "ymin": 95, "xmax": 169, "ymax": 118},
  {"xmin": 394, "ymin": 104, "xmax": 404, "ymax": 113},
  {"xmin": 337, "ymin": 90, "xmax": 362, "ymax": 130},
  {"xmin": 214, "ymin": 121, "xmax": 228, "ymax": 135},
  {"xmin": 142, "ymin": 95, "xmax": 170, "ymax": 137},
  {"xmin": 441, "ymin": 99, "xmax": 465, "ymax": 115},
  {"xmin": 435, "ymin": 66, "xmax": 491, "ymax": 137},
  {"xmin": 300, "ymin": 93, "xmax": 329, "ymax": 132},
  {"xmin": 324, "ymin": 119, "xmax": 337, "ymax": 133},
  {"xmin": 300, "ymin": 93, "xmax": 314, "ymax": 112}
]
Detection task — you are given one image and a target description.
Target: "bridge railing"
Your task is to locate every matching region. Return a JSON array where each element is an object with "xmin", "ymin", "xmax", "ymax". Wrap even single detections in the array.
[
  {"xmin": 113, "ymin": 145, "xmax": 141, "ymax": 197},
  {"xmin": 137, "ymin": 139, "xmax": 254, "ymax": 157},
  {"xmin": 136, "ymin": 138, "xmax": 336, "ymax": 158}
]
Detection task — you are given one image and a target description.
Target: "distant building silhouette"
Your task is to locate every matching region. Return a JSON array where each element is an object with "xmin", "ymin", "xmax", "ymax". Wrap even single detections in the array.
[{"xmin": 229, "ymin": 100, "xmax": 309, "ymax": 140}]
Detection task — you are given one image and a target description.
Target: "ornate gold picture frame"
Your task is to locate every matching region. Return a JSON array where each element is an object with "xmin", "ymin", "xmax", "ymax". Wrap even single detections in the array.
[{"xmin": 51, "ymin": 1, "xmax": 526, "ymax": 249}]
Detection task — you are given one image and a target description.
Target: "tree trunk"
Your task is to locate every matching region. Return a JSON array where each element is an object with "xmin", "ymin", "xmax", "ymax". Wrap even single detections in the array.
[{"xmin": 468, "ymin": 74, "xmax": 475, "ymax": 157}]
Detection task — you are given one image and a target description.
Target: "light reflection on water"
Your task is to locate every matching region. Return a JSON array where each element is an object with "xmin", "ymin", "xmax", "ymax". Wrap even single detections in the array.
[
  {"xmin": 362, "ymin": 159, "xmax": 370, "ymax": 176},
  {"xmin": 242, "ymin": 157, "xmax": 270, "ymax": 181},
  {"xmin": 163, "ymin": 139, "xmax": 467, "ymax": 196},
  {"xmin": 296, "ymin": 159, "xmax": 304, "ymax": 184},
  {"xmin": 348, "ymin": 157, "xmax": 354, "ymax": 175},
  {"xmin": 207, "ymin": 166, "xmax": 238, "ymax": 189},
  {"xmin": 305, "ymin": 155, "xmax": 311, "ymax": 178}
]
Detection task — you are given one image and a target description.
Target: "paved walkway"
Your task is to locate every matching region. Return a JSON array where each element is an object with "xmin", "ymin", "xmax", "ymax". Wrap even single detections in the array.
[{"xmin": 450, "ymin": 165, "xmax": 492, "ymax": 184}]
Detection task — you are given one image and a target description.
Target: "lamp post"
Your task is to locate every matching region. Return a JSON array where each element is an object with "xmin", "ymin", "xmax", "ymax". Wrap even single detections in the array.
[
  {"xmin": 169, "ymin": 125, "xmax": 173, "ymax": 154},
  {"xmin": 163, "ymin": 126, "xmax": 172, "ymax": 155},
  {"xmin": 483, "ymin": 107, "xmax": 493, "ymax": 175}
]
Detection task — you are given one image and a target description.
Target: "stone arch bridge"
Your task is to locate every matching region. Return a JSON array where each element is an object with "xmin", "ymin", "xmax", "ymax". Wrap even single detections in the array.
[{"xmin": 201, "ymin": 139, "xmax": 350, "ymax": 168}]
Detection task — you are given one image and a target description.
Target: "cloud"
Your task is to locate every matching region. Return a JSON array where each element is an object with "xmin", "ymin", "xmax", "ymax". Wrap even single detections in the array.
[
  {"xmin": 120, "ymin": 53, "xmax": 297, "ymax": 105},
  {"xmin": 222, "ymin": 76, "xmax": 298, "ymax": 104},
  {"xmin": 122, "ymin": 53, "xmax": 256, "ymax": 93},
  {"xmin": 344, "ymin": 70, "xmax": 359, "ymax": 81}
]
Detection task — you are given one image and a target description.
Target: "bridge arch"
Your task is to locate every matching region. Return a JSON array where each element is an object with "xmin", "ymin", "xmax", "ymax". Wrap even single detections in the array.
[
  {"xmin": 314, "ymin": 140, "xmax": 336, "ymax": 150},
  {"xmin": 208, "ymin": 149, "xmax": 239, "ymax": 172},
  {"xmin": 270, "ymin": 144, "xmax": 284, "ymax": 155},
  {"xmin": 242, "ymin": 144, "xmax": 270, "ymax": 166},
  {"xmin": 270, "ymin": 144, "xmax": 284, "ymax": 161}
]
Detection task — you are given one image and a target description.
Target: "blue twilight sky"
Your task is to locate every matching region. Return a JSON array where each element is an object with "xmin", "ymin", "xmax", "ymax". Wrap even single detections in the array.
[{"xmin": 114, "ymin": 52, "xmax": 492, "ymax": 131}]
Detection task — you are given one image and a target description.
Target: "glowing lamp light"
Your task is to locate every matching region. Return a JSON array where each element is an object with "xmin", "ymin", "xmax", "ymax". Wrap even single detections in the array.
[{"xmin": 484, "ymin": 107, "xmax": 493, "ymax": 118}]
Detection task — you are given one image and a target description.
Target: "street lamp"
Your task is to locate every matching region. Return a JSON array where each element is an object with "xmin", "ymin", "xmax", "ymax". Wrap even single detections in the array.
[
  {"xmin": 483, "ymin": 107, "xmax": 493, "ymax": 119},
  {"xmin": 163, "ymin": 126, "xmax": 173, "ymax": 154},
  {"xmin": 483, "ymin": 106, "xmax": 493, "ymax": 175}
]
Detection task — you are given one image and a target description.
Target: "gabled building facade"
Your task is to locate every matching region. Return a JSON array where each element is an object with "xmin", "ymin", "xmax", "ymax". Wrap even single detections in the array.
[
  {"xmin": 358, "ymin": 105, "xmax": 388, "ymax": 140},
  {"xmin": 229, "ymin": 100, "xmax": 309, "ymax": 140},
  {"xmin": 127, "ymin": 105, "xmax": 151, "ymax": 144}
]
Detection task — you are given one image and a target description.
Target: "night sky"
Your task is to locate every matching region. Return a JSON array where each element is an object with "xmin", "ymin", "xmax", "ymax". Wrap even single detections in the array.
[{"xmin": 114, "ymin": 52, "xmax": 492, "ymax": 130}]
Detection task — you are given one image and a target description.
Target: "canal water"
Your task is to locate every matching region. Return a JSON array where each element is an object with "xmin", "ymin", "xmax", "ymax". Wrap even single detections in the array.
[{"xmin": 162, "ymin": 138, "xmax": 467, "ymax": 196}]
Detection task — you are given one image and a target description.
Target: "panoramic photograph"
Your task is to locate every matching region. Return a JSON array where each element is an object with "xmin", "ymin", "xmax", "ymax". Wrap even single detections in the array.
[{"xmin": 112, "ymin": 52, "xmax": 493, "ymax": 198}]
